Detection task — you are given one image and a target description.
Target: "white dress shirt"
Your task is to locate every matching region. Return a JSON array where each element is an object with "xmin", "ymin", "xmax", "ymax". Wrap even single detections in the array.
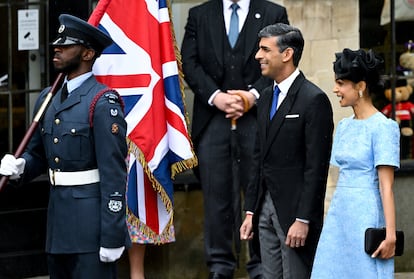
[
  {"xmin": 64, "ymin": 71, "xmax": 93, "ymax": 96},
  {"xmin": 223, "ymin": 0, "xmax": 250, "ymax": 35},
  {"xmin": 273, "ymin": 68, "xmax": 300, "ymax": 109}
]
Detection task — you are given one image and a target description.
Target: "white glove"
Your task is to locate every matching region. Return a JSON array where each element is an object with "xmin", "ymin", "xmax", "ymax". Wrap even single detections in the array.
[
  {"xmin": 0, "ymin": 154, "xmax": 26, "ymax": 180},
  {"xmin": 99, "ymin": 246, "xmax": 125, "ymax": 262}
]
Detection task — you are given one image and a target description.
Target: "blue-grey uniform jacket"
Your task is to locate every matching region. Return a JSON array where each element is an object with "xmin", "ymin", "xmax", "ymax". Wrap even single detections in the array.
[{"xmin": 20, "ymin": 76, "xmax": 130, "ymax": 254}]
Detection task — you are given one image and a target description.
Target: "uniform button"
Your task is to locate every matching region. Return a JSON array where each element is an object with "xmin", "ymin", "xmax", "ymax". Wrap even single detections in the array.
[
  {"xmin": 53, "ymin": 138, "xmax": 59, "ymax": 144},
  {"xmin": 41, "ymin": 127, "xmax": 45, "ymax": 132},
  {"xmin": 71, "ymin": 128, "xmax": 76, "ymax": 134},
  {"xmin": 54, "ymin": 157, "xmax": 60, "ymax": 163},
  {"xmin": 55, "ymin": 119, "xmax": 60, "ymax": 125}
]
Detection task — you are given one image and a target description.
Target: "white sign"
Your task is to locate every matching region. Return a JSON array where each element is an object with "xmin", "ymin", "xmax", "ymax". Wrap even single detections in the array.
[{"xmin": 18, "ymin": 9, "xmax": 39, "ymax": 50}]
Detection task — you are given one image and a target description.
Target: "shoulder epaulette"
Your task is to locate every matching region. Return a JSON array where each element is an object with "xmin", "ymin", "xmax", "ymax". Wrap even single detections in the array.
[{"xmin": 89, "ymin": 88, "xmax": 125, "ymax": 127}]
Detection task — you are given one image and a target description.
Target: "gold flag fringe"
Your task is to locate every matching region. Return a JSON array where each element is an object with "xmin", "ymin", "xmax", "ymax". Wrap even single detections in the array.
[
  {"xmin": 128, "ymin": 139, "xmax": 173, "ymax": 212},
  {"xmin": 127, "ymin": 138, "xmax": 195, "ymax": 244},
  {"xmin": 127, "ymin": 207, "xmax": 175, "ymax": 244},
  {"xmin": 167, "ymin": 0, "xmax": 198, "ymax": 175},
  {"xmin": 171, "ymin": 156, "xmax": 198, "ymax": 179},
  {"xmin": 167, "ymin": 0, "xmax": 190, "ymax": 127},
  {"xmin": 126, "ymin": 0, "xmax": 198, "ymax": 245}
]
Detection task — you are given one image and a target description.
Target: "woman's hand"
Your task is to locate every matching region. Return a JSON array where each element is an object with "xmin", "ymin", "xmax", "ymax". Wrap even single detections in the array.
[{"xmin": 371, "ymin": 237, "xmax": 396, "ymax": 259}]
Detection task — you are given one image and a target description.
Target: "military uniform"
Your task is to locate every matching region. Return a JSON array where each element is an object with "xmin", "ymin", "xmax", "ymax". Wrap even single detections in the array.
[
  {"xmin": 22, "ymin": 75, "xmax": 129, "ymax": 253},
  {"xmin": 17, "ymin": 14, "xmax": 130, "ymax": 279}
]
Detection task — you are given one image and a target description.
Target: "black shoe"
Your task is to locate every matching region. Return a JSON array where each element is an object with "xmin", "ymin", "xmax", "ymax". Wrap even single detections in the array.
[
  {"xmin": 251, "ymin": 275, "xmax": 263, "ymax": 279},
  {"xmin": 208, "ymin": 272, "xmax": 232, "ymax": 279}
]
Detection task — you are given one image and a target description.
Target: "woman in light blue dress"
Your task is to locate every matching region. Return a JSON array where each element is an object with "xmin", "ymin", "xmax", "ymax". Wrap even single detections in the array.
[{"xmin": 311, "ymin": 48, "xmax": 400, "ymax": 279}]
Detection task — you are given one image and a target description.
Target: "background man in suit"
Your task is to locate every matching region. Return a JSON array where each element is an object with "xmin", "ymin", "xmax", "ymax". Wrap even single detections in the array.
[
  {"xmin": 239, "ymin": 23, "xmax": 333, "ymax": 279},
  {"xmin": 181, "ymin": 1, "xmax": 288, "ymax": 278},
  {"xmin": 0, "ymin": 14, "xmax": 130, "ymax": 278}
]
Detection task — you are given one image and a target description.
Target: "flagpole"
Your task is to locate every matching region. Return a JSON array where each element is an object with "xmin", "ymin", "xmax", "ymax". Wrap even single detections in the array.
[
  {"xmin": 0, "ymin": 73, "xmax": 64, "ymax": 191},
  {"xmin": 390, "ymin": 0, "xmax": 396, "ymax": 120}
]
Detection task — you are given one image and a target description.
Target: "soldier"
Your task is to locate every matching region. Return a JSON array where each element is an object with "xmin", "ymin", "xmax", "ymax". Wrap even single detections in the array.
[{"xmin": 0, "ymin": 14, "xmax": 130, "ymax": 279}]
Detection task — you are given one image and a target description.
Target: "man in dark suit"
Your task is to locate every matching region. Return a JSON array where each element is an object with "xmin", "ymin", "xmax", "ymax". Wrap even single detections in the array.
[
  {"xmin": 181, "ymin": 1, "xmax": 288, "ymax": 278},
  {"xmin": 239, "ymin": 23, "xmax": 333, "ymax": 278},
  {"xmin": 0, "ymin": 14, "xmax": 130, "ymax": 278}
]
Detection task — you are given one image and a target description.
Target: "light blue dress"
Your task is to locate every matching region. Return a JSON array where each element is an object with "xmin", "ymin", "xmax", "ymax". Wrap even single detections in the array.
[{"xmin": 311, "ymin": 112, "xmax": 400, "ymax": 279}]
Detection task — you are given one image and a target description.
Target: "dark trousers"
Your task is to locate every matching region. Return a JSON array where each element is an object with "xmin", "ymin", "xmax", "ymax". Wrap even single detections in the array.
[
  {"xmin": 198, "ymin": 112, "xmax": 261, "ymax": 277},
  {"xmin": 47, "ymin": 252, "xmax": 117, "ymax": 279}
]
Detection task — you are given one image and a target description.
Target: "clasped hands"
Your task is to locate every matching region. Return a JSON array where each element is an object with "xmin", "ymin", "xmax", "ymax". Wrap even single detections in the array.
[{"xmin": 213, "ymin": 90, "xmax": 256, "ymax": 120}]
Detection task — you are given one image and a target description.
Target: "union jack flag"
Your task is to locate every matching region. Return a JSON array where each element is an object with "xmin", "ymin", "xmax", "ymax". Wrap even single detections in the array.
[{"xmin": 89, "ymin": 0, "xmax": 197, "ymax": 243}]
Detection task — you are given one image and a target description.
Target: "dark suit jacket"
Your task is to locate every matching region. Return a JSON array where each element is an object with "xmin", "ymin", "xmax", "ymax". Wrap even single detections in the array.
[
  {"xmin": 244, "ymin": 72, "xmax": 334, "ymax": 267},
  {"xmin": 181, "ymin": 0, "xmax": 289, "ymax": 144}
]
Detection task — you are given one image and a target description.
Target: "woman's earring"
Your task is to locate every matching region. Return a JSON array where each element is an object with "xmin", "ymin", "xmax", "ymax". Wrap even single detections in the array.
[{"xmin": 359, "ymin": 90, "xmax": 363, "ymax": 98}]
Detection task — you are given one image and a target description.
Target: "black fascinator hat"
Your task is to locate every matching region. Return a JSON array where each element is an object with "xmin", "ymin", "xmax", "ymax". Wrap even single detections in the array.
[{"xmin": 334, "ymin": 48, "xmax": 384, "ymax": 93}]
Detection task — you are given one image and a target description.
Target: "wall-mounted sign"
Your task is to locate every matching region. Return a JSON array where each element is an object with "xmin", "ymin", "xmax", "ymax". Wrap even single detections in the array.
[{"xmin": 18, "ymin": 9, "xmax": 39, "ymax": 50}]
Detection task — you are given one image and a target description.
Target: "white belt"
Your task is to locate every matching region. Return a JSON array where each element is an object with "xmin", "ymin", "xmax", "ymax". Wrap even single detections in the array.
[{"xmin": 49, "ymin": 168, "xmax": 100, "ymax": 186}]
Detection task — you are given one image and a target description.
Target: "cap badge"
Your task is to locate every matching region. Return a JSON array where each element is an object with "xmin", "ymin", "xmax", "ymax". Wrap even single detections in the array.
[{"xmin": 58, "ymin": 24, "xmax": 65, "ymax": 34}]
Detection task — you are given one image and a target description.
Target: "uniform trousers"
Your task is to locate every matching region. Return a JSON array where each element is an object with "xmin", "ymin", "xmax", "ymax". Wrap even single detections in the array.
[
  {"xmin": 47, "ymin": 252, "xmax": 117, "ymax": 279},
  {"xmin": 258, "ymin": 191, "xmax": 309, "ymax": 279}
]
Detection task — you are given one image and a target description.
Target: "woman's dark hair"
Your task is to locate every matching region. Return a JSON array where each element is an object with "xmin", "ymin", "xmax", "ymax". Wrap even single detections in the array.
[
  {"xmin": 258, "ymin": 23, "xmax": 304, "ymax": 67},
  {"xmin": 333, "ymin": 48, "xmax": 384, "ymax": 95}
]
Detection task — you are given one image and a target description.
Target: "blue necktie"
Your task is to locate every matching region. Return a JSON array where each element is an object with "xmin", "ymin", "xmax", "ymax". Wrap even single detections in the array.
[
  {"xmin": 228, "ymin": 3, "xmax": 239, "ymax": 48},
  {"xmin": 269, "ymin": 86, "xmax": 280, "ymax": 119}
]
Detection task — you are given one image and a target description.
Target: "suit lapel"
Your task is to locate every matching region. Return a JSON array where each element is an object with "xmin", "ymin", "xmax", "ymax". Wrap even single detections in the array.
[
  {"xmin": 258, "ymin": 86, "xmax": 272, "ymax": 142},
  {"xmin": 209, "ymin": 0, "xmax": 225, "ymax": 67},
  {"xmin": 243, "ymin": 0, "xmax": 265, "ymax": 65},
  {"xmin": 52, "ymin": 86, "xmax": 67, "ymax": 111},
  {"xmin": 53, "ymin": 76, "xmax": 96, "ymax": 113},
  {"xmin": 209, "ymin": 0, "xmax": 264, "ymax": 67},
  {"xmin": 263, "ymin": 73, "xmax": 305, "ymax": 154}
]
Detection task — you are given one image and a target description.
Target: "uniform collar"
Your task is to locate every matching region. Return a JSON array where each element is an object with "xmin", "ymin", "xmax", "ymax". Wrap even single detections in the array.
[{"xmin": 64, "ymin": 72, "xmax": 93, "ymax": 93}]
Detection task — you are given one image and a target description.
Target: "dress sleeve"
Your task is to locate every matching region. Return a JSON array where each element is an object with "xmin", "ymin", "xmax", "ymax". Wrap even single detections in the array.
[{"xmin": 373, "ymin": 118, "xmax": 400, "ymax": 169}]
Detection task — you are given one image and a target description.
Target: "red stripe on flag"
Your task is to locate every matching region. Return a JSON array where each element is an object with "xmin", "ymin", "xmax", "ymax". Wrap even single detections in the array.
[
  {"xmin": 128, "ymin": 81, "xmax": 166, "ymax": 161},
  {"xmin": 95, "ymin": 74, "xmax": 151, "ymax": 88},
  {"xmin": 105, "ymin": 0, "xmax": 159, "ymax": 58},
  {"xmin": 167, "ymin": 107, "xmax": 190, "ymax": 140},
  {"xmin": 144, "ymin": 172, "xmax": 159, "ymax": 232},
  {"xmin": 90, "ymin": 0, "xmax": 197, "ymax": 243},
  {"xmin": 159, "ymin": 22, "xmax": 176, "ymax": 64}
]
